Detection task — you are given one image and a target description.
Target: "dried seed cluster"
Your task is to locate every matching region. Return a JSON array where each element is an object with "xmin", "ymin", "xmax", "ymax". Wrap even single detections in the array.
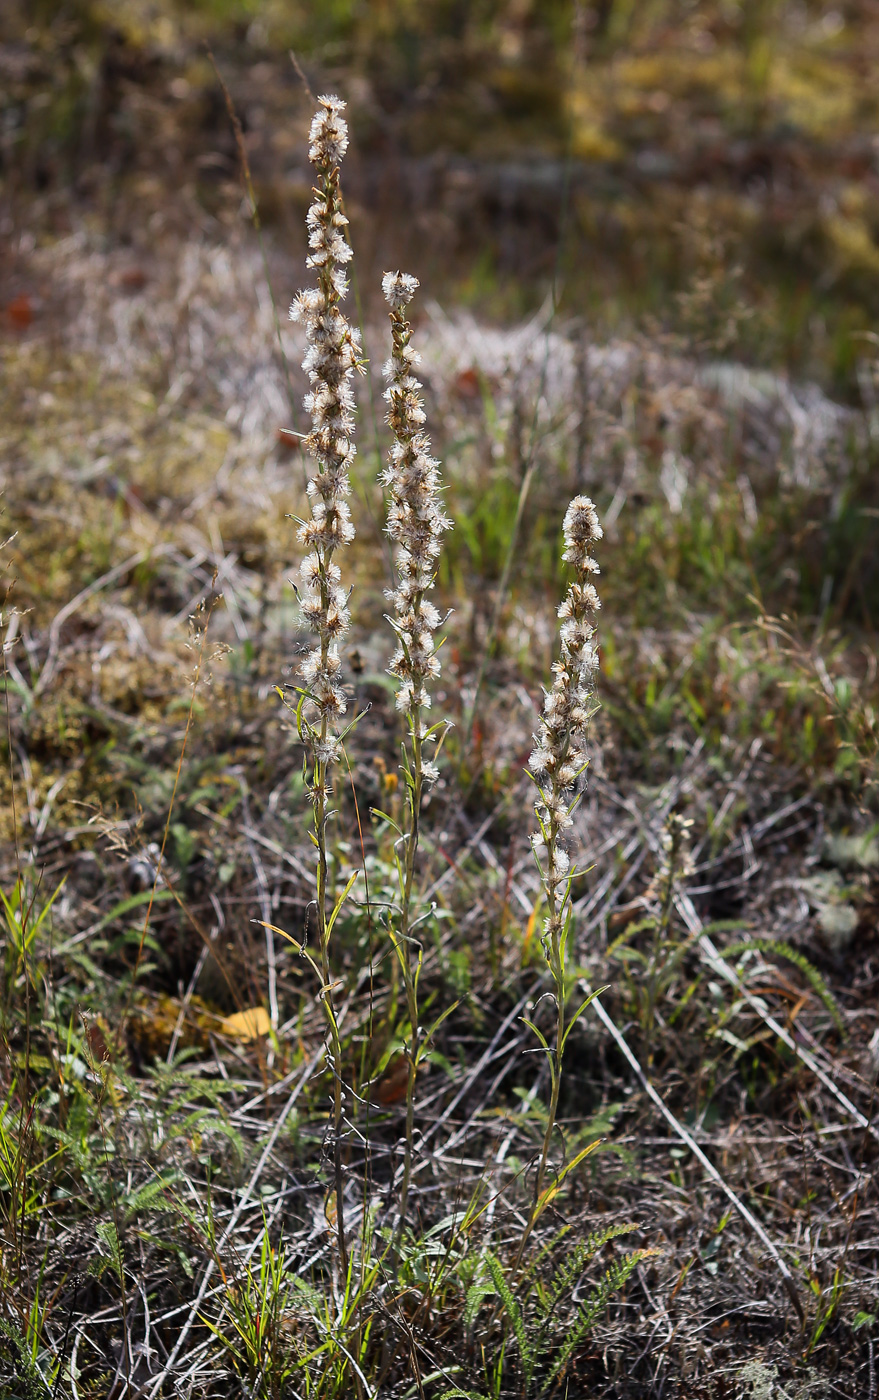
[
  {"xmin": 381, "ymin": 270, "xmax": 452, "ymax": 778},
  {"xmin": 529, "ymin": 495, "xmax": 603, "ymax": 906},
  {"xmin": 289, "ymin": 96, "xmax": 361, "ymax": 747}
]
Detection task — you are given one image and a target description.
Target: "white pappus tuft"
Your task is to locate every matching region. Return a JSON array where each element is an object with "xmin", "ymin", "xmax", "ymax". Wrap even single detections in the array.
[
  {"xmin": 289, "ymin": 95, "xmax": 362, "ymax": 741},
  {"xmin": 529, "ymin": 495, "xmax": 603, "ymax": 923},
  {"xmin": 381, "ymin": 271, "xmax": 452, "ymax": 781}
]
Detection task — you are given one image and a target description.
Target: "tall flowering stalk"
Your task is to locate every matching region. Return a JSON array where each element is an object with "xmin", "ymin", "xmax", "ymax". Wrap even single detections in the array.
[
  {"xmin": 380, "ymin": 271, "xmax": 452, "ymax": 1237},
  {"xmin": 518, "ymin": 495, "xmax": 604, "ymax": 1260},
  {"xmin": 288, "ymin": 95, "xmax": 361, "ymax": 1278}
]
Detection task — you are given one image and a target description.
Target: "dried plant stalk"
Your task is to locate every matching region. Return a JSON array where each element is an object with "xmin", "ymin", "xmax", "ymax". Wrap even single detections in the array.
[
  {"xmin": 380, "ymin": 270, "xmax": 452, "ymax": 1239},
  {"xmin": 288, "ymin": 94, "xmax": 362, "ymax": 1278},
  {"xmin": 518, "ymin": 495, "xmax": 604, "ymax": 1261}
]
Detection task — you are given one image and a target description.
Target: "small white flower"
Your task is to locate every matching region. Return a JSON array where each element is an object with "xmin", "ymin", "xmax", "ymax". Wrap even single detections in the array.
[
  {"xmin": 382, "ymin": 271, "xmax": 420, "ymax": 308},
  {"xmin": 382, "ymin": 273, "xmax": 451, "ymax": 729},
  {"xmin": 529, "ymin": 495, "xmax": 603, "ymax": 921},
  {"xmin": 314, "ymin": 737, "xmax": 341, "ymax": 765},
  {"xmin": 288, "ymin": 98, "xmax": 361, "ymax": 748},
  {"xmin": 528, "ymin": 748, "xmax": 553, "ymax": 778},
  {"xmin": 308, "ymin": 99, "xmax": 349, "ymax": 166},
  {"xmin": 552, "ymin": 849, "xmax": 570, "ymax": 878}
]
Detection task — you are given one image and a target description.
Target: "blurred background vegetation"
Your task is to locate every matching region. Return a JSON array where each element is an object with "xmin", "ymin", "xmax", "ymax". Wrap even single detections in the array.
[
  {"xmin": 2, "ymin": 0, "xmax": 878, "ymax": 810},
  {"xmin": 4, "ymin": 0, "xmax": 879, "ymax": 391}
]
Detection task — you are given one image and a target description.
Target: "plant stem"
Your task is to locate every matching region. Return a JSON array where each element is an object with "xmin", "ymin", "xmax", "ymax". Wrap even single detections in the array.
[
  {"xmin": 517, "ymin": 495, "xmax": 603, "ymax": 1270},
  {"xmin": 379, "ymin": 274, "xmax": 451, "ymax": 1248},
  {"xmin": 289, "ymin": 101, "xmax": 361, "ymax": 1284},
  {"xmin": 395, "ymin": 703, "xmax": 424, "ymax": 1244},
  {"xmin": 314, "ymin": 688, "xmax": 348, "ymax": 1278},
  {"xmin": 515, "ymin": 801, "xmax": 566, "ymax": 1272}
]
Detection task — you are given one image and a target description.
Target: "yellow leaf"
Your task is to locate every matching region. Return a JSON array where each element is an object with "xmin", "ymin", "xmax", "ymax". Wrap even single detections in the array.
[
  {"xmin": 521, "ymin": 893, "xmax": 543, "ymax": 967},
  {"xmin": 533, "ymin": 1140, "xmax": 603, "ymax": 1223},
  {"xmin": 220, "ymin": 1006, "xmax": 271, "ymax": 1041}
]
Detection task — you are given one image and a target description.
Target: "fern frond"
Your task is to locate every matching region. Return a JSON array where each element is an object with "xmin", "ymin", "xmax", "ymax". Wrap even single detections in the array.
[
  {"xmin": 722, "ymin": 937, "xmax": 845, "ymax": 1034},
  {"xmin": 485, "ymin": 1251, "xmax": 534, "ymax": 1385},
  {"xmin": 542, "ymin": 1221, "xmax": 640, "ymax": 1318},
  {"xmin": 535, "ymin": 1239, "xmax": 588, "ymax": 1320},
  {"xmin": 121, "ymin": 1171, "xmax": 181, "ymax": 1221},
  {"xmin": 463, "ymin": 1281, "xmax": 496, "ymax": 1332},
  {"xmin": 548, "ymin": 1249, "xmax": 653, "ymax": 1388}
]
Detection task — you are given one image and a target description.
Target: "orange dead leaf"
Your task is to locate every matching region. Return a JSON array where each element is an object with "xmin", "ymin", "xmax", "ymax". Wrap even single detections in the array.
[{"xmin": 376, "ymin": 1053, "xmax": 409, "ymax": 1105}]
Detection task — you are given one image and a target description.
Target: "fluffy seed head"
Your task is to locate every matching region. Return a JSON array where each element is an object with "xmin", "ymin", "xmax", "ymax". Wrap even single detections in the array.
[
  {"xmin": 382, "ymin": 271, "xmax": 420, "ymax": 309},
  {"xmin": 308, "ymin": 95, "xmax": 349, "ymax": 166},
  {"xmin": 529, "ymin": 496, "xmax": 603, "ymax": 912},
  {"xmin": 382, "ymin": 273, "xmax": 451, "ymax": 785},
  {"xmin": 288, "ymin": 96, "xmax": 359, "ymax": 748}
]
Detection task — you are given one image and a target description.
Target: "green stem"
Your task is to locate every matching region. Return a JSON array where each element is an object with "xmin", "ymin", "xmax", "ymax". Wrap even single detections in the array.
[
  {"xmin": 395, "ymin": 702, "xmax": 424, "ymax": 1247},
  {"xmin": 514, "ymin": 808, "xmax": 566, "ymax": 1272}
]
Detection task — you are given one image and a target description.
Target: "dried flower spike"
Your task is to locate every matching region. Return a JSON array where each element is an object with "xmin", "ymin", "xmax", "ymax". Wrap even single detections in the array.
[
  {"xmin": 380, "ymin": 269, "xmax": 452, "ymax": 1243},
  {"xmin": 381, "ymin": 270, "xmax": 452, "ymax": 748},
  {"xmin": 515, "ymin": 495, "xmax": 603, "ymax": 1267},
  {"xmin": 286, "ymin": 93, "xmax": 361, "ymax": 1281},
  {"xmin": 289, "ymin": 94, "xmax": 361, "ymax": 738},
  {"xmin": 529, "ymin": 494, "xmax": 603, "ymax": 923}
]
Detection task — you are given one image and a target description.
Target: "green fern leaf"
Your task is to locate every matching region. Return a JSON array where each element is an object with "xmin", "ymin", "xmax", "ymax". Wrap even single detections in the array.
[
  {"xmin": 549, "ymin": 1249, "xmax": 651, "ymax": 1387},
  {"xmin": 122, "ymin": 1171, "xmax": 180, "ymax": 1221},
  {"xmin": 542, "ymin": 1221, "xmax": 640, "ymax": 1318},
  {"xmin": 722, "ymin": 937, "xmax": 845, "ymax": 1034},
  {"xmin": 485, "ymin": 1251, "xmax": 533, "ymax": 1385},
  {"xmin": 463, "ymin": 1281, "xmax": 496, "ymax": 1331}
]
